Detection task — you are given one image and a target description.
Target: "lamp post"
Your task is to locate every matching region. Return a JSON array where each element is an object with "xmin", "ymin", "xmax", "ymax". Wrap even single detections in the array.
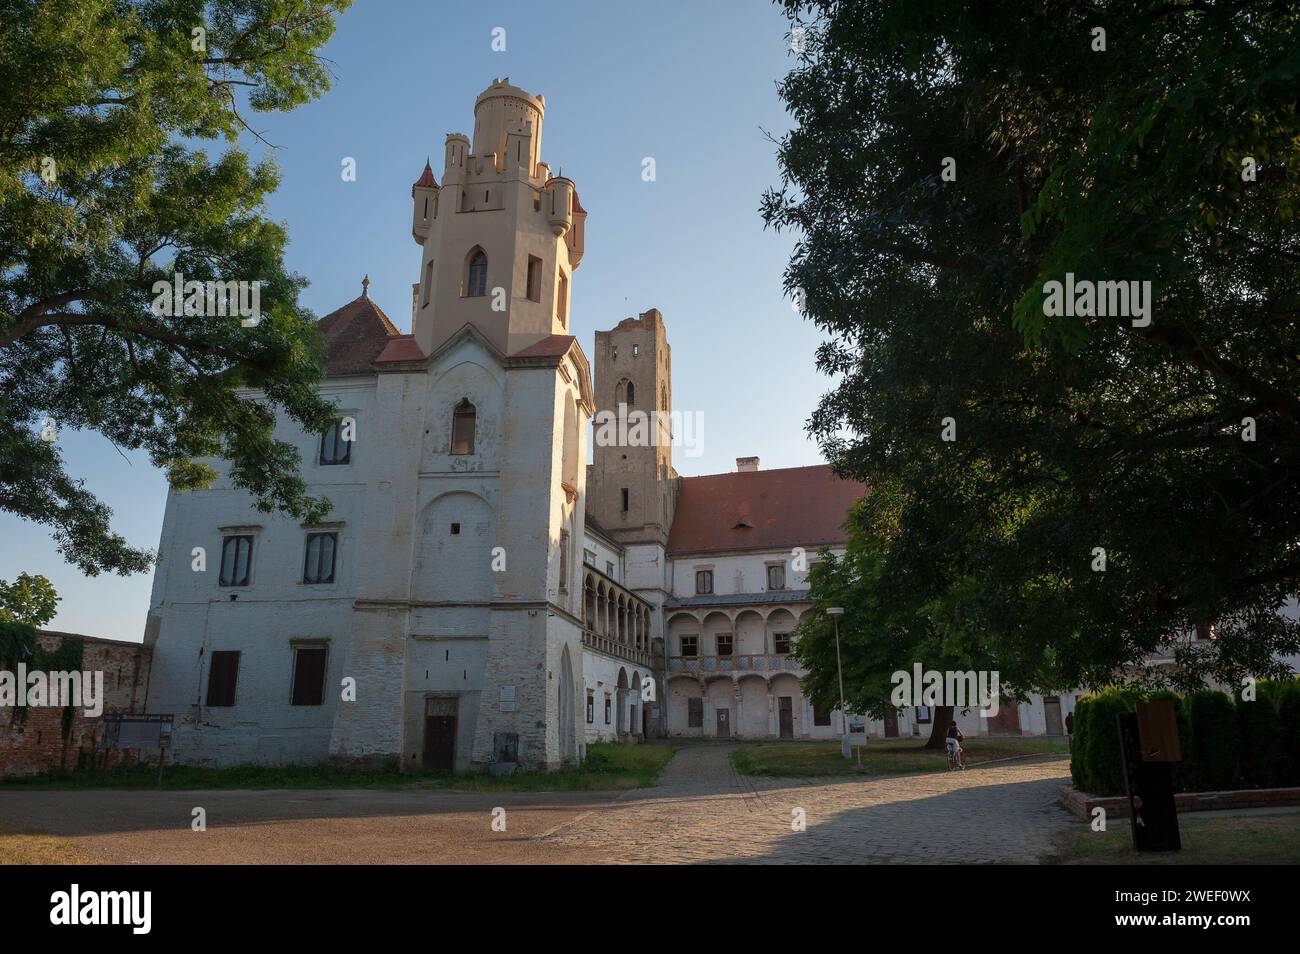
[{"xmin": 827, "ymin": 607, "xmax": 849, "ymax": 759}]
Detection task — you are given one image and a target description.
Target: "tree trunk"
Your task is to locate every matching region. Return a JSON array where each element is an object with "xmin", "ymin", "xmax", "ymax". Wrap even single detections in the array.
[{"xmin": 923, "ymin": 706, "xmax": 954, "ymax": 749}]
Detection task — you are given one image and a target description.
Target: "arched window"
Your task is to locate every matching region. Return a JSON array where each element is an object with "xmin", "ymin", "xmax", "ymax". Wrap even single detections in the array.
[
  {"xmin": 464, "ymin": 248, "xmax": 487, "ymax": 298},
  {"xmin": 450, "ymin": 399, "xmax": 476, "ymax": 455},
  {"xmin": 625, "ymin": 381, "xmax": 635, "ymax": 406},
  {"xmin": 660, "ymin": 385, "xmax": 667, "ymax": 411}
]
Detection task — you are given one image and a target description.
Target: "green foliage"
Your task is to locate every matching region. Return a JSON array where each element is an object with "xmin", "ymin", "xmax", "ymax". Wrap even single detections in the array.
[
  {"xmin": 765, "ymin": 0, "xmax": 1300, "ymax": 697},
  {"xmin": 1182, "ymin": 690, "xmax": 1240, "ymax": 792},
  {"xmin": 1273, "ymin": 681, "xmax": 1300, "ymax": 786},
  {"xmin": 1070, "ymin": 695, "xmax": 1091, "ymax": 789},
  {"xmin": 1235, "ymin": 685, "xmax": 1283, "ymax": 789},
  {"xmin": 1067, "ymin": 685, "xmax": 1300, "ymax": 796},
  {"xmin": 1078, "ymin": 690, "xmax": 1138, "ymax": 798},
  {"xmin": 0, "ymin": 621, "xmax": 83, "ymax": 738},
  {"xmin": 0, "ymin": 573, "xmax": 59, "ymax": 626},
  {"xmin": 1, "ymin": 0, "xmax": 351, "ymax": 576}
]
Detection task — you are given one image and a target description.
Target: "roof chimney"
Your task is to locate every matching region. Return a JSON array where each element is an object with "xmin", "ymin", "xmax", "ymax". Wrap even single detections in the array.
[{"xmin": 736, "ymin": 456, "xmax": 760, "ymax": 473}]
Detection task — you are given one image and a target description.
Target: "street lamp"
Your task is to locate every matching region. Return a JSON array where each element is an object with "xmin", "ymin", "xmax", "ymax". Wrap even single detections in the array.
[{"xmin": 827, "ymin": 606, "xmax": 849, "ymax": 759}]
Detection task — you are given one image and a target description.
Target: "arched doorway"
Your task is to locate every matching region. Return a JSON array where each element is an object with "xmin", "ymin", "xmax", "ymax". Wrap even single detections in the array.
[{"xmin": 559, "ymin": 645, "xmax": 576, "ymax": 764}]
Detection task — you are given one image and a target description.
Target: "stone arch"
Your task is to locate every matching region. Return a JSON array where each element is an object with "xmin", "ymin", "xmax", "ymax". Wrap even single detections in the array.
[
  {"xmin": 667, "ymin": 611, "xmax": 701, "ymax": 661},
  {"xmin": 766, "ymin": 608, "xmax": 799, "ymax": 657},
  {"xmin": 702, "ymin": 610, "xmax": 733, "ymax": 658}
]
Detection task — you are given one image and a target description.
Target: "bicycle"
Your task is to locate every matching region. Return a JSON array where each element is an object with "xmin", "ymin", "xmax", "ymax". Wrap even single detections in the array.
[{"xmin": 946, "ymin": 741, "xmax": 965, "ymax": 771}]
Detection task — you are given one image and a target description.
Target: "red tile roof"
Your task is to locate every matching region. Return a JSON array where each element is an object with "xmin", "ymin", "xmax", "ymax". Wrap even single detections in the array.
[
  {"xmin": 511, "ymin": 333, "xmax": 577, "ymax": 359},
  {"xmin": 412, "ymin": 161, "xmax": 437, "ymax": 193},
  {"xmin": 666, "ymin": 464, "xmax": 867, "ymax": 555},
  {"xmin": 374, "ymin": 335, "xmax": 426, "ymax": 364},
  {"xmin": 318, "ymin": 294, "xmax": 401, "ymax": 376}
]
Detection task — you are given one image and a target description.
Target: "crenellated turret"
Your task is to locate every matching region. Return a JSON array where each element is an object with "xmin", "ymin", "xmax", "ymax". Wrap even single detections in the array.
[
  {"xmin": 443, "ymin": 133, "xmax": 469, "ymax": 185},
  {"xmin": 473, "ymin": 77, "xmax": 543, "ymax": 175},
  {"xmin": 409, "ymin": 80, "xmax": 587, "ymax": 356}
]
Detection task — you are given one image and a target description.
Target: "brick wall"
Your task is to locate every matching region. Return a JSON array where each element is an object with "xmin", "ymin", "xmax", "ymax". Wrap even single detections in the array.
[{"xmin": 0, "ymin": 631, "xmax": 152, "ymax": 778}]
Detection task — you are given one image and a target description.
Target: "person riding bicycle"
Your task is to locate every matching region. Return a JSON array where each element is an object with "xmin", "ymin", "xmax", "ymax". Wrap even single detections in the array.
[{"xmin": 945, "ymin": 721, "xmax": 965, "ymax": 769}]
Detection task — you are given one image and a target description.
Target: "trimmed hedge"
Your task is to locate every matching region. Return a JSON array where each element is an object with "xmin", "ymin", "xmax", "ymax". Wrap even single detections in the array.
[
  {"xmin": 1071, "ymin": 679, "xmax": 1300, "ymax": 796},
  {"xmin": 1182, "ymin": 691, "xmax": 1238, "ymax": 791}
]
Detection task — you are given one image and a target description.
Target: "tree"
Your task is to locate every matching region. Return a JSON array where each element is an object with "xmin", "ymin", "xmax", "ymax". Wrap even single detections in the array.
[
  {"xmin": 1, "ymin": 0, "xmax": 350, "ymax": 576},
  {"xmin": 0, "ymin": 572, "xmax": 60, "ymax": 627},
  {"xmin": 765, "ymin": 0, "xmax": 1300, "ymax": 700}
]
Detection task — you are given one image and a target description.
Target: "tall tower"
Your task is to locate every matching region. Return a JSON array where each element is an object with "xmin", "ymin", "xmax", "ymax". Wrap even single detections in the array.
[
  {"xmin": 588, "ymin": 308, "xmax": 676, "ymax": 545},
  {"xmin": 410, "ymin": 78, "xmax": 586, "ymax": 357}
]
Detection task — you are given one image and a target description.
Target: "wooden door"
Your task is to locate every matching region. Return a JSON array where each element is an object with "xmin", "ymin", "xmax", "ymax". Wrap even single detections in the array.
[
  {"xmin": 716, "ymin": 708, "xmax": 730, "ymax": 738},
  {"xmin": 1043, "ymin": 696, "xmax": 1064, "ymax": 736},
  {"xmin": 778, "ymin": 697, "xmax": 794, "ymax": 739},
  {"xmin": 883, "ymin": 707, "xmax": 900, "ymax": 738},
  {"xmin": 423, "ymin": 716, "xmax": 455, "ymax": 769},
  {"xmin": 423, "ymin": 697, "xmax": 458, "ymax": 770}
]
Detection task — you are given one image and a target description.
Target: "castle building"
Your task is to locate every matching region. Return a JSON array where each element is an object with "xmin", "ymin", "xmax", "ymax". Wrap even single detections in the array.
[{"xmin": 142, "ymin": 80, "xmax": 1076, "ymax": 771}]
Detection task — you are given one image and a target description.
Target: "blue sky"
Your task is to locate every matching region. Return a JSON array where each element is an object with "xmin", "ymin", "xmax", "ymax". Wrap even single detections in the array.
[{"xmin": 0, "ymin": 0, "xmax": 836, "ymax": 640}]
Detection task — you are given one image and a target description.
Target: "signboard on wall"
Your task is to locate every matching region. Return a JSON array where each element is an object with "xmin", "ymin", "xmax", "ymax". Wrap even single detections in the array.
[{"xmin": 99, "ymin": 714, "xmax": 174, "ymax": 750}]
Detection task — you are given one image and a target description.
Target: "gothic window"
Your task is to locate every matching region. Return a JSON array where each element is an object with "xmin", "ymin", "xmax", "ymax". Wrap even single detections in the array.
[
  {"xmin": 557, "ymin": 271, "xmax": 569, "ymax": 326},
  {"xmin": 660, "ymin": 385, "xmax": 667, "ymax": 411},
  {"xmin": 451, "ymin": 399, "xmax": 476, "ymax": 455},
  {"xmin": 464, "ymin": 247, "xmax": 488, "ymax": 297},
  {"xmin": 625, "ymin": 381, "xmax": 636, "ymax": 406}
]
